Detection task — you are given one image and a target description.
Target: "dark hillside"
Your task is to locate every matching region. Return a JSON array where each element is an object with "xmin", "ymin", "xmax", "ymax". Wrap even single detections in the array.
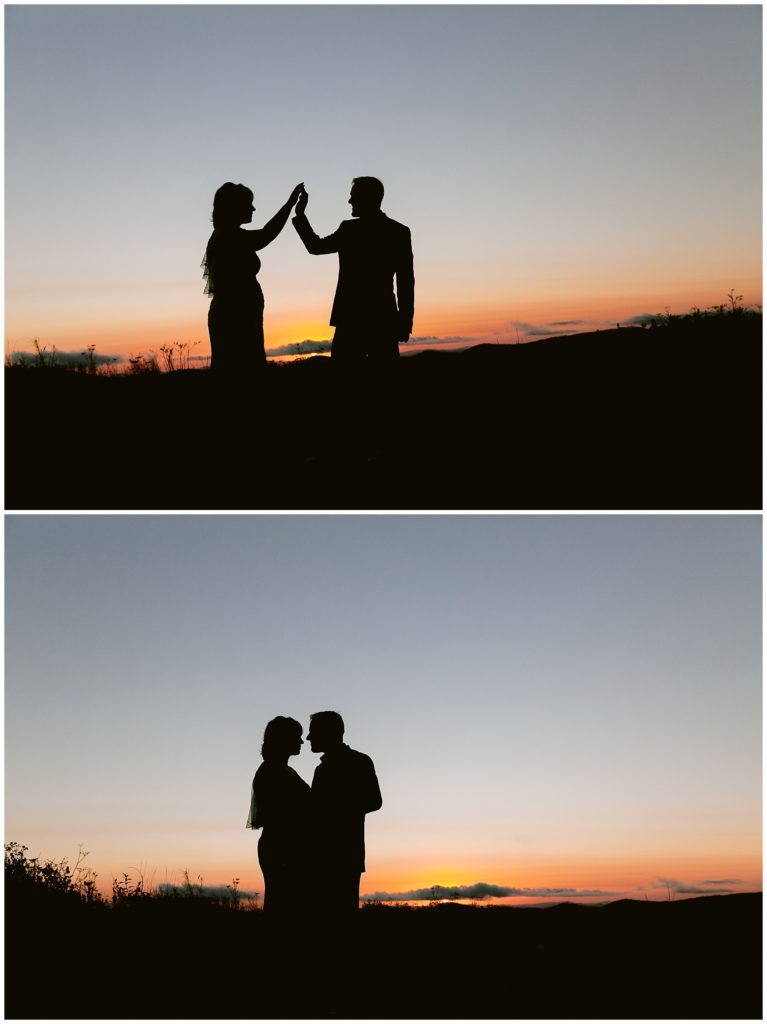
[
  {"xmin": 5, "ymin": 315, "xmax": 760, "ymax": 509},
  {"xmin": 5, "ymin": 884, "xmax": 762, "ymax": 1018}
]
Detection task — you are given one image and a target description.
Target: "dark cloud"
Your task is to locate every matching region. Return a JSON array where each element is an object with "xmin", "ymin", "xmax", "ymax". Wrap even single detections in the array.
[
  {"xmin": 362, "ymin": 881, "xmax": 618, "ymax": 902},
  {"xmin": 263, "ymin": 336, "xmax": 485, "ymax": 357},
  {"xmin": 266, "ymin": 339, "xmax": 332, "ymax": 358},
  {"xmin": 508, "ymin": 320, "xmax": 578, "ymax": 338},
  {"xmin": 675, "ymin": 886, "xmax": 736, "ymax": 895},
  {"xmin": 700, "ymin": 879, "xmax": 741, "ymax": 885},
  {"xmin": 624, "ymin": 313, "xmax": 658, "ymax": 326},
  {"xmin": 548, "ymin": 320, "xmax": 585, "ymax": 327},
  {"xmin": 656, "ymin": 877, "xmax": 737, "ymax": 895},
  {"xmin": 9, "ymin": 349, "xmax": 120, "ymax": 367},
  {"xmin": 157, "ymin": 882, "xmax": 260, "ymax": 900},
  {"xmin": 408, "ymin": 336, "xmax": 481, "ymax": 347}
]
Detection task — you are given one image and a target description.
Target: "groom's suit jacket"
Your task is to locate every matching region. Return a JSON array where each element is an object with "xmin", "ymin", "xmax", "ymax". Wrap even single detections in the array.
[
  {"xmin": 311, "ymin": 743, "xmax": 382, "ymax": 873},
  {"xmin": 293, "ymin": 211, "xmax": 414, "ymax": 337}
]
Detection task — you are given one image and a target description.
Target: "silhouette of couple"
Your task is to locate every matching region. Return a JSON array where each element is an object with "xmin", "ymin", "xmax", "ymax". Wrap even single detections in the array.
[
  {"xmin": 203, "ymin": 177, "xmax": 414, "ymax": 371},
  {"xmin": 247, "ymin": 711, "xmax": 382, "ymax": 920}
]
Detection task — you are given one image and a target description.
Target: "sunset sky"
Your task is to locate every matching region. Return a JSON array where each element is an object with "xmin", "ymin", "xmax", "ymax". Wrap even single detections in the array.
[
  {"xmin": 5, "ymin": 4, "xmax": 762, "ymax": 364},
  {"xmin": 5, "ymin": 515, "xmax": 761, "ymax": 904}
]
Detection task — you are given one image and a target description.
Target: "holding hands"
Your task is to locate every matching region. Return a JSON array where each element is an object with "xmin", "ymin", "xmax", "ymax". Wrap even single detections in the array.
[
  {"xmin": 294, "ymin": 185, "xmax": 308, "ymax": 216},
  {"xmin": 288, "ymin": 182, "xmax": 305, "ymax": 207}
]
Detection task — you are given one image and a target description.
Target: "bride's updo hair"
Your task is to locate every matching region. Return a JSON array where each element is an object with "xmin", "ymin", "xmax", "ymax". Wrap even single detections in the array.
[
  {"xmin": 261, "ymin": 716, "xmax": 303, "ymax": 761},
  {"xmin": 211, "ymin": 182, "xmax": 253, "ymax": 228}
]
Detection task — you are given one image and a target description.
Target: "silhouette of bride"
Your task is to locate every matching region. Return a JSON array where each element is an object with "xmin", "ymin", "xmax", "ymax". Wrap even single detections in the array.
[
  {"xmin": 247, "ymin": 716, "xmax": 311, "ymax": 916},
  {"xmin": 203, "ymin": 182, "xmax": 304, "ymax": 372}
]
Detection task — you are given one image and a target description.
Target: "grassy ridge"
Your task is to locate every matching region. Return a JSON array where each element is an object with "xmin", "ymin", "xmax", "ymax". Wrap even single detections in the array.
[
  {"xmin": 5, "ymin": 843, "xmax": 763, "ymax": 1018},
  {"xmin": 5, "ymin": 312, "xmax": 761, "ymax": 509},
  {"xmin": 5, "ymin": 876, "xmax": 762, "ymax": 1016}
]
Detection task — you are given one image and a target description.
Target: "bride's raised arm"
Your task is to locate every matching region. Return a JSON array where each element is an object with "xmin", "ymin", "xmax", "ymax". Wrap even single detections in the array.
[{"xmin": 249, "ymin": 182, "xmax": 304, "ymax": 250}]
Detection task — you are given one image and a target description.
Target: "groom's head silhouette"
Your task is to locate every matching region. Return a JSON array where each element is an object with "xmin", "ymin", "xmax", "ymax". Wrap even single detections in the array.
[
  {"xmin": 307, "ymin": 710, "xmax": 345, "ymax": 753},
  {"xmin": 349, "ymin": 177, "xmax": 384, "ymax": 218}
]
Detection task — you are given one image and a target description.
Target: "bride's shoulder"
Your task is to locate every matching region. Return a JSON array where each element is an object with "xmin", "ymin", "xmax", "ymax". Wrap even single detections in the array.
[{"xmin": 253, "ymin": 761, "xmax": 274, "ymax": 781}]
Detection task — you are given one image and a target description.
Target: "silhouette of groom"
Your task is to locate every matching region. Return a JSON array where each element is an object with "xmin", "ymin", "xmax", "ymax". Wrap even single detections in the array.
[
  {"xmin": 292, "ymin": 177, "xmax": 414, "ymax": 363},
  {"xmin": 307, "ymin": 711, "xmax": 382, "ymax": 915}
]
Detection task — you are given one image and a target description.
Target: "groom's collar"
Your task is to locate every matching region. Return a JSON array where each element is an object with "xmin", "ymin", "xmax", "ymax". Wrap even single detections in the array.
[{"xmin": 319, "ymin": 742, "xmax": 349, "ymax": 762}]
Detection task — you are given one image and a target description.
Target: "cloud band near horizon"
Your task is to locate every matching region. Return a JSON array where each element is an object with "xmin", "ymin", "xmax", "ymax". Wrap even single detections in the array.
[{"xmin": 361, "ymin": 882, "xmax": 619, "ymax": 902}]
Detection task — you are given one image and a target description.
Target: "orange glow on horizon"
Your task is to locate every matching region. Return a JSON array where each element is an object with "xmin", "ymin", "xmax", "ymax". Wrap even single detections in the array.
[
  {"xmin": 356, "ymin": 849, "xmax": 762, "ymax": 904},
  {"xmin": 5, "ymin": 281, "xmax": 761, "ymax": 363},
  {"xmin": 25, "ymin": 836, "xmax": 759, "ymax": 905}
]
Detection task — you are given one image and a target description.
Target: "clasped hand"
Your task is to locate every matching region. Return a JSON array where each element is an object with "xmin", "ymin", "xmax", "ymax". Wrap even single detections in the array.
[{"xmin": 290, "ymin": 183, "xmax": 308, "ymax": 215}]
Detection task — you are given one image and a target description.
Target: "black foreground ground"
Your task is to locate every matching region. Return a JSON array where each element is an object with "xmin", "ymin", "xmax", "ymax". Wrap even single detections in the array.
[
  {"xmin": 6, "ymin": 890, "xmax": 762, "ymax": 1019},
  {"xmin": 5, "ymin": 317, "xmax": 761, "ymax": 510}
]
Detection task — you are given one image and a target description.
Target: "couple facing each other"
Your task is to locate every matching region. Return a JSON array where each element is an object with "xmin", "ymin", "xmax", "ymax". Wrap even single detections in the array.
[
  {"xmin": 203, "ymin": 176, "xmax": 415, "ymax": 372},
  {"xmin": 247, "ymin": 710, "xmax": 382, "ymax": 917}
]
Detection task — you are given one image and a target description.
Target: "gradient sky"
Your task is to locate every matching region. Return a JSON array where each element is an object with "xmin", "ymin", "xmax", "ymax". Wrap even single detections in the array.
[
  {"xmin": 5, "ymin": 514, "xmax": 761, "ymax": 904},
  {"xmin": 4, "ymin": 4, "xmax": 762, "ymax": 363}
]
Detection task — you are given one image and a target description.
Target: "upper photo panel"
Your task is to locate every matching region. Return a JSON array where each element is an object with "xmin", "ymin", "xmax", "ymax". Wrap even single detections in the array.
[{"xmin": 5, "ymin": 5, "xmax": 761, "ymax": 510}]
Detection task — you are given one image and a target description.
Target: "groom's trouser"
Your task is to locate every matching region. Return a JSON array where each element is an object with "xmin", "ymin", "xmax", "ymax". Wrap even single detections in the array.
[
  {"xmin": 325, "ymin": 867, "xmax": 362, "ymax": 915},
  {"xmin": 331, "ymin": 325, "xmax": 400, "ymax": 363},
  {"xmin": 330, "ymin": 325, "xmax": 399, "ymax": 456}
]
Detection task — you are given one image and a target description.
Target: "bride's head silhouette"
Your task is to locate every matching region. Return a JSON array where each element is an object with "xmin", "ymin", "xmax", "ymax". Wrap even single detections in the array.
[
  {"xmin": 211, "ymin": 182, "xmax": 254, "ymax": 228},
  {"xmin": 261, "ymin": 716, "xmax": 304, "ymax": 762}
]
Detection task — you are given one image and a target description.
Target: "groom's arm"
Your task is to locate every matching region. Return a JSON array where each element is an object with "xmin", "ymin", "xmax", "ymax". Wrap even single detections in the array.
[
  {"xmin": 358, "ymin": 754, "xmax": 383, "ymax": 814},
  {"xmin": 292, "ymin": 212, "xmax": 343, "ymax": 255},
  {"xmin": 395, "ymin": 228, "xmax": 415, "ymax": 341}
]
